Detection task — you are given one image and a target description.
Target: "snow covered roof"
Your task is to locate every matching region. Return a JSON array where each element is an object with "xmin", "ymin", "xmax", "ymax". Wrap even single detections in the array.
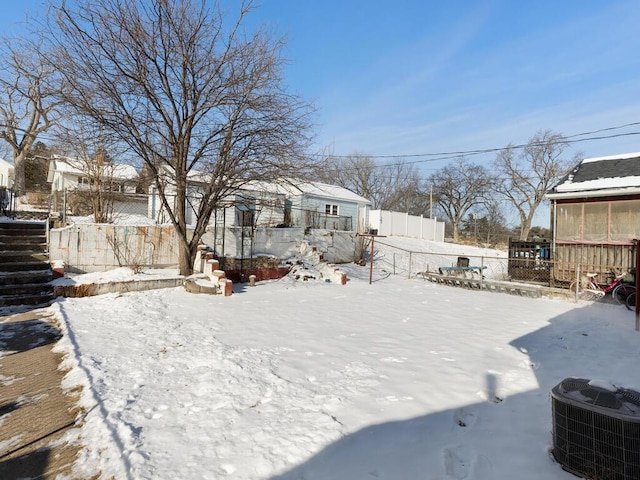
[
  {"xmin": 547, "ymin": 152, "xmax": 640, "ymax": 199},
  {"xmin": 50, "ymin": 157, "xmax": 139, "ymax": 181},
  {"xmin": 222, "ymin": 178, "xmax": 371, "ymax": 204},
  {"xmin": 277, "ymin": 179, "xmax": 371, "ymax": 204}
]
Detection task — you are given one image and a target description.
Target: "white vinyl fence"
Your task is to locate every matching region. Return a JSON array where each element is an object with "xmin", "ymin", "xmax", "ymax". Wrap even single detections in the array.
[{"xmin": 369, "ymin": 210, "xmax": 445, "ymax": 241}]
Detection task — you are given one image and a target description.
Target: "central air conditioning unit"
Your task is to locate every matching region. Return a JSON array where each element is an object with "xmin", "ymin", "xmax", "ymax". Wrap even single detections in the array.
[{"xmin": 552, "ymin": 377, "xmax": 640, "ymax": 480}]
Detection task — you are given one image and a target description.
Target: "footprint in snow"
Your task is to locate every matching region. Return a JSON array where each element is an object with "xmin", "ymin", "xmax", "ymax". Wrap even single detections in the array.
[
  {"xmin": 443, "ymin": 445, "xmax": 473, "ymax": 479},
  {"xmin": 454, "ymin": 408, "xmax": 476, "ymax": 428}
]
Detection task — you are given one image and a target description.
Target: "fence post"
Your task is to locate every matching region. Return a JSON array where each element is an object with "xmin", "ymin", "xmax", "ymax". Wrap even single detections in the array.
[
  {"xmin": 575, "ymin": 264, "xmax": 581, "ymax": 300},
  {"xmin": 393, "ymin": 253, "xmax": 396, "ymax": 276},
  {"xmin": 480, "ymin": 256, "xmax": 484, "ymax": 289},
  {"xmin": 635, "ymin": 239, "xmax": 640, "ymax": 331},
  {"xmin": 408, "ymin": 252, "xmax": 412, "ymax": 279}
]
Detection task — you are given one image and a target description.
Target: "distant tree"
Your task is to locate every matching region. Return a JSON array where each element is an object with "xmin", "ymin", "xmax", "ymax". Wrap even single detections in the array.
[
  {"xmin": 0, "ymin": 38, "xmax": 63, "ymax": 196},
  {"xmin": 319, "ymin": 153, "xmax": 428, "ymax": 214},
  {"xmin": 428, "ymin": 157, "xmax": 495, "ymax": 242},
  {"xmin": 460, "ymin": 200, "xmax": 509, "ymax": 246},
  {"xmin": 42, "ymin": 0, "xmax": 314, "ymax": 275},
  {"xmin": 137, "ymin": 163, "xmax": 156, "ymax": 195},
  {"xmin": 493, "ymin": 130, "xmax": 578, "ymax": 241},
  {"xmin": 526, "ymin": 225, "xmax": 551, "ymax": 240}
]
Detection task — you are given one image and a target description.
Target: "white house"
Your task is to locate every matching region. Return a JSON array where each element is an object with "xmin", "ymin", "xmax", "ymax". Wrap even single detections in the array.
[
  {"xmin": 47, "ymin": 156, "xmax": 139, "ymax": 194},
  {"xmin": 0, "ymin": 158, "xmax": 14, "ymax": 188},
  {"xmin": 274, "ymin": 179, "xmax": 371, "ymax": 232},
  {"xmin": 148, "ymin": 176, "xmax": 371, "ymax": 232},
  {"xmin": 148, "ymin": 178, "xmax": 288, "ymax": 227}
]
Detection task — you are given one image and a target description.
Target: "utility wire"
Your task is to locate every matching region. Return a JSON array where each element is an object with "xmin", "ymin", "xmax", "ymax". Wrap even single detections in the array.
[
  {"xmin": 316, "ymin": 121, "xmax": 640, "ymax": 163},
  {"xmin": 5, "ymin": 120, "xmax": 640, "ymax": 171}
]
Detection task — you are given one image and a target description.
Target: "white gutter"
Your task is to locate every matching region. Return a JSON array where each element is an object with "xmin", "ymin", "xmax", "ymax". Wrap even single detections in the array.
[{"xmin": 546, "ymin": 186, "xmax": 640, "ymax": 200}]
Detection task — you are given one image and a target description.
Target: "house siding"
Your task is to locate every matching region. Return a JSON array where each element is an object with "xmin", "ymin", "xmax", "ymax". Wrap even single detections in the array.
[
  {"xmin": 0, "ymin": 159, "xmax": 13, "ymax": 188},
  {"xmin": 295, "ymin": 195, "xmax": 363, "ymax": 231}
]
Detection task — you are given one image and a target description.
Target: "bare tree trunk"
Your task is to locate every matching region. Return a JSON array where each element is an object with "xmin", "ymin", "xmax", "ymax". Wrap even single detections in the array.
[
  {"xmin": 11, "ymin": 150, "xmax": 28, "ymax": 196},
  {"xmin": 452, "ymin": 224, "xmax": 459, "ymax": 242}
]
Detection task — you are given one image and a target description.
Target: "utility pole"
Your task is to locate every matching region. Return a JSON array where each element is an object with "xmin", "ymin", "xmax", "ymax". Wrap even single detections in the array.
[{"xmin": 429, "ymin": 184, "xmax": 433, "ymax": 218}]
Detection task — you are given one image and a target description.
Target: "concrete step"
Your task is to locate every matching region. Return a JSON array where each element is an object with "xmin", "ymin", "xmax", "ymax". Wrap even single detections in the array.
[
  {"xmin": 0, "ymin": 271, "xmax": 54, "ymax": 286},
  {"xmin": 0, "ymin": 292, "xmax": 55, "ymax": 307},
  {"xmin": 0, "ymin": 242, "xmax": 47, "ymax": 252},
  {"xmin": 0, "ymin": 261, "xmax": 52, "ymax": 272},
  {"xmin": 0, "ymin": 220, "xmax": 46, "ymax": 229},
  {"xmin": 0, "ymin": 252, "xmax": 50, "ymax": 263},
  {"xmin": 0, "ymin": 283, "xmax": 53, "ymax": 296},
  {"xmin": 0, "ymin": 235, "xmax": 47, "ymax": 245},
  {"xmin": 0, "ymin": 282, "xmax": 53, "ymax": 295},
  {"xmin": 0, "ymin": 231, "xmax": 46, "ymax": 238},
  {"xmin": 0, "ymin": 220, "xmax": 53, "ymax": 310}
]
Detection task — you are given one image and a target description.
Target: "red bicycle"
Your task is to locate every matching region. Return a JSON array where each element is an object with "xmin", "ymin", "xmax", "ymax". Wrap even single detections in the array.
[{"xmin": 569, "ymin": 272, "xmax": 634, "ymax": 303}]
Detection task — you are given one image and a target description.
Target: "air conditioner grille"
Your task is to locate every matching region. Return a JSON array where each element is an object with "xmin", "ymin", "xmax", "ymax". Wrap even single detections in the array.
[{"xmin": 552, "ymin": 377, "xmax": 640, "ymax": 480}]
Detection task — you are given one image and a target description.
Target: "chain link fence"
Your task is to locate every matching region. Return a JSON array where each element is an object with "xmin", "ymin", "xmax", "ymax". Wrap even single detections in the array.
[
  {"xmin": 373, "ymin": 241, "xmax": 509, "ymax": 281},
  {"xmin": 372, "ymin": 239, "xmax": 636, "ymax": 292}
]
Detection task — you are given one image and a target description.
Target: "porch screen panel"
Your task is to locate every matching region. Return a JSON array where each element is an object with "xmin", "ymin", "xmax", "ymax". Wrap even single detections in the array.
[
  {"xmin": 556, "ymin": 204, "xmax": 582, "ymax": 241},
  {"xmin": 610, "ymin": 200, "xmax": 640, "ymax": 242},
  {"xmin": 583, "ymin": 202, "xmax": 608, "ymax": 241}
]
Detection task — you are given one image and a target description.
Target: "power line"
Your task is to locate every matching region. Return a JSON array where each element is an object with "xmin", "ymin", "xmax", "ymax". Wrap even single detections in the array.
[
  {"xmin": 4, "ymin": 120, "xmax": 640, "ymax": 170},
  {"xmin": 316, "ymin": 121, "xmax": 640, "ymax": 163}
]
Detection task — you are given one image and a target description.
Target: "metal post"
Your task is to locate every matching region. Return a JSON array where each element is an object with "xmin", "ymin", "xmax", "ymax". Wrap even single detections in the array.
[
  {"xmin": 480, "ymin": 256, "xmax": 484, "ymax": 290},
  {"xmin": 430, "ymin": 184, "xmax": 433, "ymax": 218},
  {"xmin": 369, "ymin": 235, "xmax": 375, "ymax": 285},
  {"xmin": 635, "ymin": 239, "xmax": 640, "ymax": 331},
  {"xmin": 393, "ymin": 252, "xmax": 396, "ymax": 276},
  {"xmin": 63, "ymin": 188, "xmax": 67, "ymax": 225},
  {"xmin": 408, "ymin": 252, "xmax": 412, "ymax": 279},
  {"xmin": 367, "ymin": 234, "xmax": 386, "ymax": 285},
  {"xmin": 575, "ymin": 264, "xmax": 581, "ymax": 300}
]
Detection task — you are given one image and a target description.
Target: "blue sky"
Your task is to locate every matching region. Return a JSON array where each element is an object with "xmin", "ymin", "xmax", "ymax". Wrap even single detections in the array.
[
  {"xmin": 3, "ymin": 1, "xmax": 640, "ymax": 225},
  {"xmin": 250, "ymin": 1, "xmax": 640, "ymax": 167}
]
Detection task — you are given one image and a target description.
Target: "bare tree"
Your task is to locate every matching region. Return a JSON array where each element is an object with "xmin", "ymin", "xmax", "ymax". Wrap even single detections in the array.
[
  {"xmin": 428, "ymin": 157, "xmax": 494, "ymax": 242},
  {"xmin": 54, "ymin": 116, "xmax": 127, "ymax": 223},
  {"xmin": 0, "ymin": 38, "xmax": 62, "ymax": 196},
  {"xmin": 319, "ymin": 153, "xmax": 428, "ymax": 214},
  {"xmin": 43, "ymin": 0, "xmax": 313, "ymax": 275},
  {"xmin": 494, "ymin": 130, "xmax": 577, "ymax": 241}
]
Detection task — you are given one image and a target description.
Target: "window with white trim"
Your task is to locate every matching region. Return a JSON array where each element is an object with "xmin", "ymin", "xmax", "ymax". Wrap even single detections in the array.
[{"xmin": 325, "ymin": 204, "xmax": 339, "ymax": 216}]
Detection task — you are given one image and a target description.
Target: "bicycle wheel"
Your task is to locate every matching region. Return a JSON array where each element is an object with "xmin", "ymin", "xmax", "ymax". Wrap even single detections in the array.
[
  {"xmin": 569, "ymin": 281, "xmax": 599, "ymax": 300},
  {"xmin": 613, "ymin": 284, "xmax": 635, "ymax": 304},
  {"xmin": 626, "ymin": 292, "xmax": 636, "ymax": 311}
]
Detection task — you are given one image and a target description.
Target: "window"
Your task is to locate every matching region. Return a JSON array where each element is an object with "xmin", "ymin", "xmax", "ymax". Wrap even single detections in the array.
[
  {"xmin": 611, "ymin": 200, "xmax": 640, "ymax": 241},
  {"xmin": 325, "ymin": 204, "xmax": 339, "ymax": 216},
  {"xmin": 583, "ymin": 203, "xmax": 608, "ymax": 242},
  {"xmin": 556, "ymin": 199, "xmax": 640, "ymax": 243},
  {"xmin": 556, "ymin": 204, "xmax": 582, "ymax": 241}
]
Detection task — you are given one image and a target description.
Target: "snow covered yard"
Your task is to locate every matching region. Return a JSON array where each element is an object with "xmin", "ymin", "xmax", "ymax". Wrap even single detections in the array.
[{"xmin": 50, "ymin": 262, "xmax": 638, "ymax": 480}]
